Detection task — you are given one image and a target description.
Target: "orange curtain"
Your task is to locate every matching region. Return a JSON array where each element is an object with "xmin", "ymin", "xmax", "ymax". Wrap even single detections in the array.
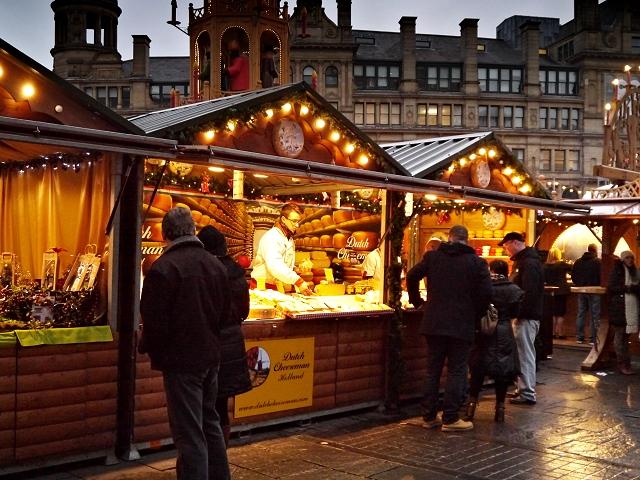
[{"xmin": 0, "ymin": 157, "xmax": 111, "ymax": 280}]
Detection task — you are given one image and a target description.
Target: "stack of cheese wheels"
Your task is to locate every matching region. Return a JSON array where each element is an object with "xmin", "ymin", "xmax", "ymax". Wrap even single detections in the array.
[
  {"xmin": 320, "ymin": 234, "xmax": 332, "ymax": 248},
  {"xmin": 143, "ymin": 192, "xmax": 173, "ymax": 217},
  {"xmin": 320, "ymin": 214, "xmax": 333, "ymax": 227},
  {"xmin": 332, "ymin": 209, "xmax": 353, "ymax": 225},
  {"xmin": 332, "ymin": 232, "xmax": 348, "ymax": 249},
  {"xmin": 343, "ymin": 264, "xmax": 363, "ymax": 284},
  {"xmin": 310, "ymin": 251, "xmax": 329, "ymax": 284},
  {"xmin": 311, "ymin": 219, "xmax": 323, "ymax": 231}
]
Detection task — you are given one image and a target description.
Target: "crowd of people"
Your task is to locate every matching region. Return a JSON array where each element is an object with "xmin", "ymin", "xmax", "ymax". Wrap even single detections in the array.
[{"xmin": 138, "ymin": 204, "xmax": 637, "ymax": 477}]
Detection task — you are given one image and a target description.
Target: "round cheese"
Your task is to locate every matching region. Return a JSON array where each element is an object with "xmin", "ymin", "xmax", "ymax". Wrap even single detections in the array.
[
  {"xmin": 320, "ymin": 234, "xmax": 332, "ymax": 247},
  {"xmin": 309, "ymin": 236, "xmax": 321, "ymax": 248},
  {"xmin": 333, "ymin": 233, "xmax": 348, "ymax": 249},
  {"xmin": 333, "ymin": 210, "xmax": 353, "ymax": 224},
  {"xmin": 311, "ymin": 219, "xmax": 323, "ymax": 231},
  {"xmin": 321, "ymin": 215, "xmax": 333, "ymax": 227}
]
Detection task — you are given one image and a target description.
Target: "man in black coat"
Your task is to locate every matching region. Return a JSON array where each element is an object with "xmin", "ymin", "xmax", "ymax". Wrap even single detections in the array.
[
  {"xmin": 499, "ymin": 232, "xmax": 544, "ymax": 406},
  {"xmin": 140, "ymin": 207, "xmax": 231, "ymax": 480},
  {"xmin": 571, "ymin": 243, "xmax": 601, "ymax": 344},
  {"xmin": 407, "ymin": 225, "xmax": 492, "ymax": 432}
]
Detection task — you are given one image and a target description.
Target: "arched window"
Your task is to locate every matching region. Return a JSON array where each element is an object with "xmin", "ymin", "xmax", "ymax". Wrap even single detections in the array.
[
  {"xmin": 325, "ymin": 66, "xmax": 339, "ymax": 87},
  {"xmin": 303, "ymin": 66, "xmax": 317, "ymax": 86}
]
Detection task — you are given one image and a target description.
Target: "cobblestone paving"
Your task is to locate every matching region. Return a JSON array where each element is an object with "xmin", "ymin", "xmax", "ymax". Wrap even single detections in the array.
[{"xmin": 12, "ymin": 348, "xmax": 640, "ymax": 479}]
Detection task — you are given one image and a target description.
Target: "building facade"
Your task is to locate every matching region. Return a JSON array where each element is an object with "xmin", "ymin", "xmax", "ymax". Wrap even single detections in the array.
[{"xmin": 50, "ymin": 0, "xmax": 640, "ymax": 195}]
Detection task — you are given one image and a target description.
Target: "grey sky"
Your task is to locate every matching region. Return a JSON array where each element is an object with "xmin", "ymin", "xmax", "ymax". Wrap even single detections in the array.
[{"xmin": 0, "ymin": 0, "xmax": 574, "ymax": 69}]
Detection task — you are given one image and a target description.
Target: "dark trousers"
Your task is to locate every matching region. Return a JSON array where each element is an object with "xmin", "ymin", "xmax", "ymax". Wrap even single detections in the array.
[
  {"xmin": 163, "ymin": 368, "xmax": 230, "ymax": 480},
  {"xmin": 422, "ymin": 335, "xmax": 472, "ymax": 424},
  {"xmin": 468, "ymin": 363, "xmax": 509, "ymax": 405}
]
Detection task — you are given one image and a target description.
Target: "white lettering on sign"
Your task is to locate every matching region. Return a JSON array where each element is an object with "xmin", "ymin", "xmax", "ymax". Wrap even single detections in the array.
[
  {"xmin": 141, "ymin": 225, "xmax": 152, "ymax": 239},
  {"xmin": 345, "ymin": 235, "xmax": 370, "ymax": 249}
]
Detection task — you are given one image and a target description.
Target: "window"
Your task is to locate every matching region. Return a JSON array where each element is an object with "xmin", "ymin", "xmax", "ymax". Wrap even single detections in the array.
[
  {"xmin": 504, "ymin": 106, "xmax": 513, "ymax": 128},
  {"xmin": 108, "ymin": 87, "xmax": 118, "ymax": 109},
  {"xmin": 540, "ymin": 149, "xmax": 551, "ymax": 171},
  {"xmin": 539, "ymin": 108, "xmax": 547, "ymax": 129},
  {"xmin": 512, "ymin": 148, "xmax": 525, "ymax": 164},
  {"xmin": 365, "ymin": 103, "xmax": 375, "ymax": 125},
  {"xmin": 354, "ymin": 63, "xmax": 400, "ymax": 90},
  {"xmin": 417, "ymin": 104, "xmax": 427, "ymax": 126},
  {"xmin": 514, "ymin": 107, "xmax": 524, "ymax": 128},
  {"xmin": 560, "ymin": 108, "xmax": 570, "ymax": 129},
  {"xmin": 427, "ymin": 104, "xmax": 438, "ymax": 126},
  {"xmin": 355, "ymin": 36, "xmax": 375, "ymax": 45},
  {"xmin": 355, "ymin": 103, "xmax": 364, "ymax": 125},
  {"xmin": 554, "ymin": 150, "xmax": 566, "ymax": 171},
  {"xmin": 633, "ymin": 36, "xmax": 640, "ymax": 53},
  {"xmin": 325, "ymin": 66, "xmax": 339, "ymax": 88},
  {"xmin": 540, "ymin": 69, "xmax": 578, "ymax": 95},
  {"xmin": 150, "ymin": 83, "xmax": 190, "ymax": 106},
  {"xmin": 84, "ymin": 87, "xmax": 93, "ymax": 97},
  {"xmin": 391, "ymin": 103, "xmax": 401, "ymax": 125},
  {"xmin": 557, "ymin": 41, "xmax": 574, "ymax": 60},
  {"xmin": 477, "ymin": 44, "xmax": 486, "ymax": 52},
  {"xmin": 416, "ymin": 39, "xmax": 431, "ymax": 48},
  {"xmin": 416, "ymin": 64, "xmax": 462, "ymax": 91},
  {"xmin": 379, "ymin": 103, "xmax": 389, "ymax": 125},
  {"xmin": 441, "ymin": 105, "xmax": 451, "ymax": 127},
  {"xmin": 121, "ymin": 87, "xmax": 130, "ymax": 108},
  {"xmin": 329, "ymin": 101, "xmax": 339, "ymax": 110},
  {"xmin": 479, "ymin": 67, "xmax": 522, "ymax": 93},
  {"xmin": 548, "ymin": 108, "xmax": 558, "ymax": 129},
  {"xmin": 568, "ymin": 150, "xmax": 580, "ymax": 172},
  {"xmin": 571, "ymin": 109, "xmax": 580, "ymax": 130},
  {"xmin": 303, "ymin": 66, "xmax": 316, "ymax": 85},
  {"xmin": 479, "ymin": 105, "xmax": 488, "ymax": 127},
  {"xmin": 96, "ymin": 86, "xmax": 107, "ymax": 105},
  {"xmin": 489, "ymin": 106, "xmax": 499, "ymax": 127},
  {"xmin": 453, "ymin": 105, "xmax": 463, "ymax": 127}
]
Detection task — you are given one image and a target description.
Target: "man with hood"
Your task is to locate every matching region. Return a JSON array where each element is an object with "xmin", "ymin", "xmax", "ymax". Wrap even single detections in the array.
[
  {"xmin": 407, "ymin": 225, "xmax": 492, "ymax": 432},
  {"xmin": 140, "ymin": 207, "xmax": 231, "ymax": 479},
  {"xmin": 499, "ymin": 232, "xmax": 544, "ymax": 406},
  {"xmin": 571, "ymin": 243, "xmax": 601, "ymax": 344}
]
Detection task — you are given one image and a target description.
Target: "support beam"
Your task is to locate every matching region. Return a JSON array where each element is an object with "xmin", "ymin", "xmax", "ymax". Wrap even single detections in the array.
[{"xmin": 593, "ymin": 165, "xmax": 640, "ymax": 182}]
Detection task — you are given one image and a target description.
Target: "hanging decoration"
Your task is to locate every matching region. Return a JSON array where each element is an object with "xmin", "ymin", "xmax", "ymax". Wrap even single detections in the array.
[
  {"xmin": 416, "ymin": 200, "xmax": 523, "ymax": 217},
  {"xmin": 0, "ymin": 151, "xmax": 101, "ymax": 174}
]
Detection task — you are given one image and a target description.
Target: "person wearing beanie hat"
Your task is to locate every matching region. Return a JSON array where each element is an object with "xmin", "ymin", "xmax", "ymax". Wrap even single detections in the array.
[
  {"xmin": 197, "ymin": 226, "xmax": 252, "ymax": 446},
  {"xmin": 607, "ymin": 250, "xmax": 640, "ymax": 375}
]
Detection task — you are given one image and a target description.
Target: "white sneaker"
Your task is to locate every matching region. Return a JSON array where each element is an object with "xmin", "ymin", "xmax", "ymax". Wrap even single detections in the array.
[{"xmin": 442, "ymin": 419, "xmax": 473, "ymax": 431}]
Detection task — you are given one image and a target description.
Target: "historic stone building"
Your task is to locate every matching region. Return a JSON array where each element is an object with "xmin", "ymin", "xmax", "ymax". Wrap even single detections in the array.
[{"xmin": 49, "ymin": 0, "xmax": 640, "ymax": 194}]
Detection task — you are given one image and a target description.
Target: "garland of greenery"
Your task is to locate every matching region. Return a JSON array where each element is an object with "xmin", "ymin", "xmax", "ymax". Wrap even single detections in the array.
[{"xmin": 417, "ymin": 201, "xmax": 523, "ymax": 217}]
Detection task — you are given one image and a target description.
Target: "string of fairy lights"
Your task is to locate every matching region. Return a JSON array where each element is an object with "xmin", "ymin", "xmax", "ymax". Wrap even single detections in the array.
[{"xmin": 0, "ymin": 152, "xmax": 101, "ymax": 174}]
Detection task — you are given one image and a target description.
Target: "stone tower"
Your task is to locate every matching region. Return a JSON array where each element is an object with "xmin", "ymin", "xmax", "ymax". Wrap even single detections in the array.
[{"xmin": 187, "ymin": 0, "xmax": 291, "ymax": 99}]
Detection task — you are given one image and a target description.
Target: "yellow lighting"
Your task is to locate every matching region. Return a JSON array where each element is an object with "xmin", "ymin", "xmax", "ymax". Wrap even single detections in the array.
[
  {"xmin": 314, "ymin": 118, "xmax": 326, "ymax": 130},
  {"xmin": 208, "ymin": 166, "xmax": 225, "ymax": 173},
  {"xmin": 329, "ymin": 131, "xmax": 341, "ymax": 142},
  {"xmin": 502, "ymin": 167, "xmax": 514, "ymax": 176},
  {"xmin": 300, "ymin": 105, "xmax": 310, "ymax": 116},
  {"xmin": 454, "ymin": 199, "xmax": 465, "ymax": 204},
  {"xmin": 357, "ymin": 154, "xmax": 369, "ymax": 166},
  {"xmin": 281, "ymin": 102, "xmax": 292, "ymax": 113},
  {"xmin": 0, "ymin": 65, "xmax": 3, "ymax": 78},
  {"xmin": 424, "ymin": 194, "xmax": 438, "ymax": 201},
  {"xmin": 612, "ymin": 78, "xmax": 620, "ymax": 86},
  {"xmin": 478, "ymin": 147, "xmax": 487, "ymax": 155},
  {"xmin": 459, "ymin": 158, "xmax": 467, "ymax": 167},
  {"xmin": 21, "ymin": 83, "xmax": 35, "ymax": 98},
  {"xmin": 488, "ymin": 149, "xmax": 496, "ymax": 158},
  {"xmin": 605, "ymin": 103, "xmax": 612, "ymax": 111},
  {"xmin": 519, "ymin": 184, "xmax": 532, "ymax": 194},
  {"xmin": 254, "ymin": 173, "xmax": 269, "ymax": 178},
  {"xmin": 344, "ymin": 143, "xmax": 355, "ymax": 154},
  {"xmin": 625, "ymin": 65, "xmax": 632, "ymax": 72},
  {"xmin": 227, "ymin": 120, "xmax": 236, "ymax": 131},
  {"xmin": 469, "ymin": 153, "xmax": 477, "ymax": 160},
  {"xmin": 204, "ymin": 130, "xmax": 215, "ymax": 141},
  {"xmin": 512, "ymin": 175, "xmax": 523, "ymax": 185},
  {"xmin": 265, "ymin": 109, "xmax": 274, "ymax": 118},
  {"xmin": 291, "ymin": 177, "xmax": 300, "ymax": 183},
  {"xmin": 447, "ymin": 165, "xmax": 455, "ymax": 173},
  {"xmin": 634, "ymin": 219, "xmax": 639, "ymax": 225}
]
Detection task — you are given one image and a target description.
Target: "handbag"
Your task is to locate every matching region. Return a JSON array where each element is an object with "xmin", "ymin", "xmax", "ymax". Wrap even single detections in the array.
[{"xmin": 480, "ymin": 303, "xmax": 499, "ymax": 336}]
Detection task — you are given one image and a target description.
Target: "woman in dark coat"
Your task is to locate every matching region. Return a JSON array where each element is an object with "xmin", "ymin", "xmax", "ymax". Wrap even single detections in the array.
[
  {"xmin": 466, "ymin": 260, "xmax": 523, "ymax": 422},
  {"xmin": 543, "ymin": 247, "xmax": 572, "ymax": 339},
  {"xmin": 197, "ymin": 225, "xmax": 252, "ymax": 445}
]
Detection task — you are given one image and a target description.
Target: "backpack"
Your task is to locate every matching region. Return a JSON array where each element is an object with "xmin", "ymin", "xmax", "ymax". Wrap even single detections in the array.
[{"xmin": 480, "ymin": 304, "xmax": 499, "ymax": 336}]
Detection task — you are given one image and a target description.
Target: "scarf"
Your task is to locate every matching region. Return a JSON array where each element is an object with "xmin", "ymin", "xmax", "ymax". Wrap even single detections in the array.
[{"xmin": 624, "ymin": 266, "xmax": 639, "ymax": 333}]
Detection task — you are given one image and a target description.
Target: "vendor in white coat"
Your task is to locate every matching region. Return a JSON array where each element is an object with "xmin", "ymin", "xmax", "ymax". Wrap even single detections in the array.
[{"xmin": 251, "ymin": 202, "xmax": 313, "ymax": 295}]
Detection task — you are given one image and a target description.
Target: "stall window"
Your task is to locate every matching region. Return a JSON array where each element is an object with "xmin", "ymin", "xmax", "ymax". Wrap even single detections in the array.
[
  {"xmin": 540, "ymin": 149, "xmax": 551, "ymax": 171},
  {"xmin": 554, "ymin": 150, "xmax": 566, "ymax": 171},
  {"xmin": 325, "ymin": 66, "xmax": 339, "ymax": 87},
  {"xmin": 108, "ymin": 87, "xmax": 118, "ymax": 109},
  {"xmin": 504, "ymin": 106, "xmax": 513, "ymax": 128},
  {"xmin": 453, "ymin": 105, "xmax": 463, "ymax": 127},
  {"xmin": 96, "ymin": 86, "xmax": 107, "ymax": 105},
  {"xmin": 441, "ymin": 104, "xmax": 451, "ymax": 126},
  {"xmin": 354, "ymin": 102, "xmax": 364, "ymax": 125},
  {"xmin": 514, "ymin": 107, "xmax": 524, "ymax": 128},
  {"xmin": 479, "ymin": 105, "xmax": 488, "ymax": 127},
  {"xmin": 568, "ymin": 150, "xmax": 581, "ymax": 171},
  {"xmin": 391, "ymin": 103, "xmax": 401, "ymax": 125},
  {"xmin": 121, "ymin": 87, "xmax": 130, "ymax": 108}
]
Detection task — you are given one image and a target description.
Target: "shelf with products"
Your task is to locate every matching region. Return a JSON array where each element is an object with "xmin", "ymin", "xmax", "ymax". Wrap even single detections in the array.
[{"xmin": 296, "ymin": 214, "xmax": 382, "ymax": 238}]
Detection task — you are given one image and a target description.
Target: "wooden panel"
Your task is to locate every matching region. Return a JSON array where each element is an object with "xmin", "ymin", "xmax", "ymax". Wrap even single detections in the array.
[{"xmin": 0, "ymin": 345, "xmax": 16, "ymax": 466}]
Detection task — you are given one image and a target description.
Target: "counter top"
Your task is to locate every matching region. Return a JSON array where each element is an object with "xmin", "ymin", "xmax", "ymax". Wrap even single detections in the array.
[{"xmin": 570, "ymin": 286, "xmax": 607, "ymax": 294}]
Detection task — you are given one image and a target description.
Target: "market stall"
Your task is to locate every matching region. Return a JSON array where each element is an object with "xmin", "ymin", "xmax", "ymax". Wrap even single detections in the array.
[{"xmin": 0, "ymin": 39, "xmax": 176, "ymax": 473}]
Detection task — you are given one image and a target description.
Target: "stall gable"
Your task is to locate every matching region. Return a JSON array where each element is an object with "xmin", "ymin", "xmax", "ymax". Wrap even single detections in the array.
[
  {"xmin": 383, "ymin": 132, "xmax": 549, "ymax": 199},
  {"xmin": 130, "ymin": 82, "xmax": 407, "ymax": 176}
]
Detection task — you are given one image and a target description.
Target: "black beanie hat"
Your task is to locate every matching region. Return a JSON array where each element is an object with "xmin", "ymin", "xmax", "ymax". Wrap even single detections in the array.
[{"xmin": 197, "ymin": 225, "xmax": 227, "ymax": 255}]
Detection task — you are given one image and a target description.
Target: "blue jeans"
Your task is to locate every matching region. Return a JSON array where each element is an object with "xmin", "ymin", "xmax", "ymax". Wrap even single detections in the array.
[
  {"xmin": 576, "ymin": 294, "xmax": 601, "ymax": 342},
  {"xmin": 163, "ymin": 368, "xmax": 230, "ymax": 480},
  {"xmin": 422, "ymin": 335, "xmax": 472, "ymax": 424}
]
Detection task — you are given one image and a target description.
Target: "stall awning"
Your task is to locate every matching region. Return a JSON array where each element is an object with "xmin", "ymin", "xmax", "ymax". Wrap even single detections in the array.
[{"xmin": 175, "ymin": 145, "xmax": 590, "ymax": 215}]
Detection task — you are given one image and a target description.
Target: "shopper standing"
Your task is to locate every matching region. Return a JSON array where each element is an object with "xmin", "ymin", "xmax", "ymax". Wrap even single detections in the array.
[
  {"xmin": 607, "ymin": 250, "xmax": 639, "ymax": 375},
  {"xmin": 571, "ymin": 243, "xmax": 601, "ymax": 344},
  {"xmin": 197, "ymin": 225, "xmax": 253, "ymax": 447},
  {"xmin": 543, "ymin": 247, "xmax": 572, "ymax": 339},
  {"xmin": 140, "ymin": 207, "xmax": 231, "ymax": 480},
  {"xmin": 498, "ymin": 232, "xmax": 544, "ymax": 406},
  {"xmin": 407, "ymin": 225, "xmax": 492, "ymax": 432}
]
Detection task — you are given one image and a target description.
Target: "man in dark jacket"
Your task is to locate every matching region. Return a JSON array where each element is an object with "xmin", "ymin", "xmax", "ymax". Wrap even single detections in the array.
[
  {"xmin": 140, "ymin": 207, "xmax": 231, "ymax": 480},
  {"xmin": 571, "ymin": 243, "xmax": 601, "ymax": 344},
  {"xmin": 407, "ymin": 225, "xmax": 492, "ymax": 432},
  {"xmin": 499, "ymin": 232, "xmax": 544, "ymax": 406}
]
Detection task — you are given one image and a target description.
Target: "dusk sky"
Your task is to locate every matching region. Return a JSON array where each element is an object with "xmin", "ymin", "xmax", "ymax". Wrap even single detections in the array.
[{"xmin": 0, "ymin": 0, "xmax": 574, "ymax": 69}]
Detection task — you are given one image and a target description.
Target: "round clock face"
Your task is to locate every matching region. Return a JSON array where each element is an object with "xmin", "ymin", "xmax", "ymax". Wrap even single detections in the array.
[
  {"xmin": 169, "ymin": 161, "xmax": 193, "ymax": 177},
  {"xmin": 357, "ymin": 188, "xmax": 374, "ymax": 199},
  {"xmin": 272, "ymin": 119, "xmax": 305, "ymax": 158},
  {"xmin": 471, "ymin": 159, "xmax": 491, "ymax": 188},
  {"xmin": 482, "ymin": 207, "xmax": 506, "ymax": 231}
]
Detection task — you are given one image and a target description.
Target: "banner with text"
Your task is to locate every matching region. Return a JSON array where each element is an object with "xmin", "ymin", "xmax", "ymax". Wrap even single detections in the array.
[{"xmin": 234, "ymin": 337, "xmax": 315, "ymax": 418}]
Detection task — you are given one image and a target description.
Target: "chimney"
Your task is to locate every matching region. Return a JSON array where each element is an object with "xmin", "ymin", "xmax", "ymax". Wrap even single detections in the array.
[
  {"xmin": 132, "ymin": 35, "xmax": 151, "ymax": 77},
  {"xmin": 460, "ymin": 18, "xmax": 479, "ymax": 96},
  {"xmin": 337, "ymin": 0, "xmax": 352, "ymax": 41},
  {"xmin": 520, "ymin": 21, "xmax": 540, "ymax": 98},
  {"xmin": 574, "ymin": 0, "xmax": 598, "ymax": 31},
  {"xmin": 399, "ymin": 16, "xmax": 418, "ymax": 93}
]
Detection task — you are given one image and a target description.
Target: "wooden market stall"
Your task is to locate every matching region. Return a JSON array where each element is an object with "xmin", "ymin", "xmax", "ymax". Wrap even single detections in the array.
[{"xmin": 0, "ymin": 38, "xmax": 176, "ymax": 474}]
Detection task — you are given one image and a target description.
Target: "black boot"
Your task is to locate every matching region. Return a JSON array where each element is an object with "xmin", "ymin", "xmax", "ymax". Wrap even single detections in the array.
[
  {"xmin": 494, "ymin": 402, "xmax": 505, "ymax": 422},
  {"xmin": 464, "ymin": 397, "xmax": 478, "ymax": 421}
]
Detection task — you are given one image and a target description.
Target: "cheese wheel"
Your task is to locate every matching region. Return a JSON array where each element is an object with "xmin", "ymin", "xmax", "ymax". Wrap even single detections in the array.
[
  {"xmin": 309, "ymin": 237, "xmax": 321, "ymax": 247},
  {"xmin": 311, "ymin": 250, "xmax": 328, "ymax": 260},
  {"xmin": 144, "ymin": 192, "xmax": 173, "ymax": 212},
  {"xmin": 311, "ymin": 268, "xmax": 326, "ymax": 276},
  {"xmin": 191, "ymin": 211, "xmax": 202, "ymax": 224},
  {"xmin": 333, "ymin": 210, "xmax": 353, "ymax": 224},
  {"xmin": 304, "ymin": 207, "xmax": 314, "ymax": 217},
  {"xmin": 295, "ymin": 251, "xmax": 311, "ymax": 263},
  {"xmin": 333, "ymin": 233, "xmax": 348, "ymax": 249},
  {"xmin": 299, "ymin": 272, "xmax": 314, "ymax": 282},
  {"xmin": 349, "ymin": 231, "xmax": 379, "ymax": 251},
  {"xmin": 312, "ymin": 258, "xmax": 331, "ymax": 269},
  {"xmin": 174, "ymin": 202, "xmax": 191, "ymax": 211},
  {"xmin": 320, "ymin": 234, "xmax": 332, "ymax": 247},
  {"xmin": 344, "ymin": 266, "xmax": 363, "ymax": 276},
  {"xmin": 199, "ymin": 198, "xmax": 211, "ymax": 209},
  {"xmin": 199, "ymin": 214, "xmax": 211, "ymax": 227},
  {"xmin": 321, "ymin": 215, "xmax": 333, "ymax": 227},
  {"xmin": 145, "ymin": 222, "xmax": 164, "ymax": 242},
  {"xmin": 311, "ymin": 219, "xmax": 323, "ymax": 230}
]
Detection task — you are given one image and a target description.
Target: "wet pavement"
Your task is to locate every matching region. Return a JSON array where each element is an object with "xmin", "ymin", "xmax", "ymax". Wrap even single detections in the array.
[{"xmin": 8, "ymin": 345, "xmax": 640, "ymax": 479}]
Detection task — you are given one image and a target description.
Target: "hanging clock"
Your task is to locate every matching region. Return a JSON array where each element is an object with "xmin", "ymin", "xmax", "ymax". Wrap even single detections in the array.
[
  {"xmin": 169, "ymin": 161, "xmax": 193, "ymax": 177},
  {"xmin": 356, "ymin": 188, "xmax": 375, "ymax": 199},
  {"xmin": 470, "ymin": 158, "xmax": 492, "ymax": 188},
  {"xmin": 272, "ymin": 118, "xmax": 305, "ymax": 158},
  {"xmin": 482, "ymin": 207, "xmax": 506, "ymax": 231}
]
